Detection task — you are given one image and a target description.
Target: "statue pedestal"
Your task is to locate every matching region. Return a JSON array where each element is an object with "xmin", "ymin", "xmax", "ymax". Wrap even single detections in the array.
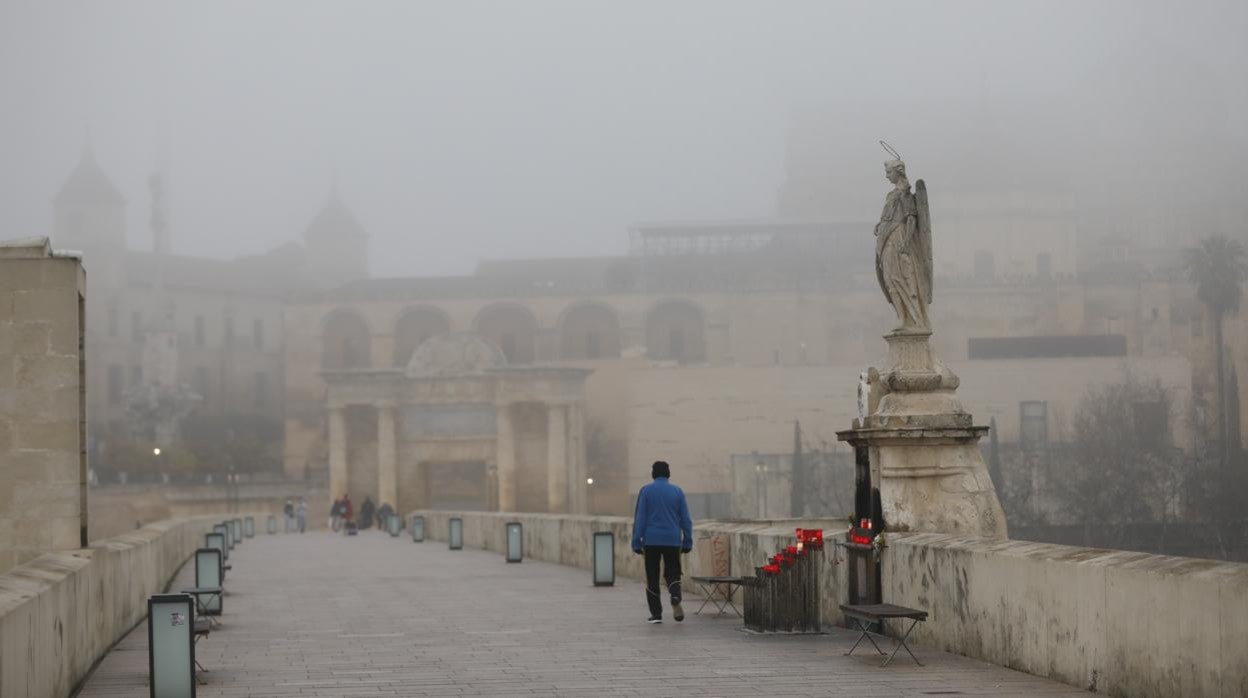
[{"xmin": 841, "ymin": 331, "xmax": 1008, "ymax": 539}]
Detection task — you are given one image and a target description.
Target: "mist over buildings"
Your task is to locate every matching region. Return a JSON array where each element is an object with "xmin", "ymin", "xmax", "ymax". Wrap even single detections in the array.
[{"xmin": 2, "ymin": 0, "xmax": 1245, "ymax": 277}]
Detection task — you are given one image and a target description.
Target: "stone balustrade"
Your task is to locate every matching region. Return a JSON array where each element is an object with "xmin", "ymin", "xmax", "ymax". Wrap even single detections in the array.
[
  {"xmin": 412, "ymin": 510, "xmax": 1248, "ymax": 698},
  {"xmin": 0, "ymin": 516, "xmax": 221, "ymax": 697}
]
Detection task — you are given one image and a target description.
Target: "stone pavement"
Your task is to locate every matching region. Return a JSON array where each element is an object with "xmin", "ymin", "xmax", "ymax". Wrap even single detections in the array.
[{"xmin": 77, "ymin": 531, "xmax": 1087, "ymax": 697}]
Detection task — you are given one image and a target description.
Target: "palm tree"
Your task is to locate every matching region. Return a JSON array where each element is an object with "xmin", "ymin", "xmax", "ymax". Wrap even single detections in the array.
[{"xmin": 1184, "ymin": 235, "xmax": 1248, "ymax": 466}]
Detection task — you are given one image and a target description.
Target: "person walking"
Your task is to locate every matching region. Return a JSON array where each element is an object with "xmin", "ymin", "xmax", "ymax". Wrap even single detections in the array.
[
  {"xmin": 283, "ymin": 498, "xmax": 295, "ymax": 533},
  {"xmin": 296, "ymin": 498, "xmax": 307, "ymax": 533},
  {"xmin": 631, "ymin": 460, "xmax": 693, "ymax": 624}
]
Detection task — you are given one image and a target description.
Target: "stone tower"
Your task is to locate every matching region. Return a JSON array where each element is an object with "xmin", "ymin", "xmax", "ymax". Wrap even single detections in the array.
[
  {"xmin": 51, "ymin": 146, "xmax": 127, "ymax": 289},
  {"xmin": 303, "ymin": 183, "xmax": 369, "ymax": 289}
]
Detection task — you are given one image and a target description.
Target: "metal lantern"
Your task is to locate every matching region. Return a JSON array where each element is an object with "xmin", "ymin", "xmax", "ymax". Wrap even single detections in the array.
[
  {"xmin": 243, "ymin": 516, "xmax": 255, "ymax": 538},
  {"xmin": 229, "ymin": 519, "xmax": 242, "ymax": 547},
  {"xmin": 448, "ymin": 517, "xmax": 463, "ymax": 550},
  {"xmin": 387, "ymin": 514, "xmax": 401, "ymax": 537},
  {"xmin": 592, "ymin": 531, "xmax": 615, "ymax": 586},
  {"xmin": 266, "ymin": 515, "xmax": 277, "ymax": 534},
  {"xmin": 411, "ymin": 515, "xmax": 425, "ymax": 542},
  {"xmin": 211, "ymin": 526, "xmax": 229, "ymax": 560},
  {"xmin": 147, "ymin": 593, "xmax": 196, "ymax": 698},
  {"xmin": 505, "ymin": 522, "xmax": 523, "ymax": 563},
  {"xmin": 193, "ymin": 549, "xmax": 223, "ymax": 614}
]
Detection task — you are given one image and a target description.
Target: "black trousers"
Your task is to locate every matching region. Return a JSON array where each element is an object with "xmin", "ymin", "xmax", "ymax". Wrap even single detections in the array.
[{"xmin": 644, "ymin": 546, "xmax": 682, "ymax": 618}]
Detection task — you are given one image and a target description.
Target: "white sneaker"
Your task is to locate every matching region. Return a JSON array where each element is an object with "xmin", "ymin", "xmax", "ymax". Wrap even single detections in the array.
[{"xmin": 647, "ymin": 616, "xmax": 662, "ymax": 624}]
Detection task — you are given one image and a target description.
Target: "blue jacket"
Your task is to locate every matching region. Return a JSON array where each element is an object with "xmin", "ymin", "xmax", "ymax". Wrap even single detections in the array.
[{"xmin": 631, "ymin": 478, "xmax": 693, "ymax": 551}]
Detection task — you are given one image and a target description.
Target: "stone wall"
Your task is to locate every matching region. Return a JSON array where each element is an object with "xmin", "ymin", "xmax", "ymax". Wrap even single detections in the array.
[
  {"xmin": 414, "ymin": 510, "xmax": 1248, "ymax": 698},
  {"xmin": 0, "ymin": 237, "xmax": 87, "ymax": 575},
  {"xmin": 0, "ymin": 516, "xmax": 218, "ymax": 697},
  {"xmin": 87, "ymin": 482, "xmax": 327, "ymax": 541}
]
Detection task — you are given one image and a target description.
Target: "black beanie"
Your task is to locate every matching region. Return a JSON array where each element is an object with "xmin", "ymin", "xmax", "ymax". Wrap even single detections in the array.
[{"xmin": 652, "ymin": 460, "xmax": 671, "ymax": 479}]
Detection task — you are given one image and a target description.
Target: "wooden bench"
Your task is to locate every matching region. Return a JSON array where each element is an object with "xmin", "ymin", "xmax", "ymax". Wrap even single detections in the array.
[
  {"xmin": 689, "ymin": 576, "xmax": 750, "ymax": 617},
  {"xmin": 839, "ymin": 603, "xmax": 927, "ymax": 667}
]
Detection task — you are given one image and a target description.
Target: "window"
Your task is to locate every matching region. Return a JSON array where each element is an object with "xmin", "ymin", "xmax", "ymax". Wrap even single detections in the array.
[
  {"xmin": 194, "ymin": 366, "xmax": 209, "ymax": 403},
  {"xmin": 131, "ymin": 311, "xmax": 143, "ymax": 343},
  {"xmin": 131, "ymin": 365, "xmax": 142, "ymax": 386},
  {"xmin": 1019, "ymin": 401, "xmax": 1048, "ymax": 451},
  {"xmin": 254, "ymin": 372, "xmax": 268, "ymax": 408},
  {"xmin": 1036, "ymin": 253, "xmax": 1052, "ymax": 279},
  {"xmin": 108, "ymin": 365, "xmax": 123, "ymax": 404},
  {"xmin": 195, "ymin": 316, "xmax": 205, "ymax": 347},
  {"xmin": 669, "ymin": 329, "xmax": 686, "ymax": 361},
  {"xmin": 253, "ymin": 318, "xmax": 264, "ymax": 350},
  {"xmin": 500, "ymin": 332, "xmax": 516, "ymax": 363}
]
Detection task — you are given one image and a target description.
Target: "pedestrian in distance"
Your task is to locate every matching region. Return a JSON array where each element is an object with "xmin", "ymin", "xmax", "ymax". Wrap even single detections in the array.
[
  {"xmin": 296, "ymin": 497, "xmax": 307, "ymax": 533},
  {"xmin": 631, "ymin": 460, "xmax": 693, "ymax": 624}
]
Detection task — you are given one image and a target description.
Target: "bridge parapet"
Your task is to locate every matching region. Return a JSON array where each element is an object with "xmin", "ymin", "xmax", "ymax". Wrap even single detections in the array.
[
  {"xmin": 413, "ymin": 510, "xmax": 1248, "ymax": 698},
  {"xmin": 0, "ymin": 516, "xmax": 222, "ymax": 697}
]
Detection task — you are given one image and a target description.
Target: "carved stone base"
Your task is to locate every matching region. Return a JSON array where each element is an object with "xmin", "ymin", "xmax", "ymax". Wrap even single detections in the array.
[
  {"xmin": 873, "ymin": 330, "xmax": 964, "ymax": 426},
  {"xmin": 838, "ymin": 424, "xmax": 1008, "ymax": 539}
]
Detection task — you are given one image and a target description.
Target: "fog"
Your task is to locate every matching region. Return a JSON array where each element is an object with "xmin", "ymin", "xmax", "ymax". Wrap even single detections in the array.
[{"xmin": 2, "ymin": 0, "xmax": 1245, "ymax": 276}]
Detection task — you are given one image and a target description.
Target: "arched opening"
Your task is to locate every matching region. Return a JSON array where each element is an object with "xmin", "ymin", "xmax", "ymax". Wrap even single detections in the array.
[
  {"xmin": 645, "ymin": 300, "xmax": 705, "ymax": 363},
  {"xmin": 474, "ymin": 304, "xmax": 537, "ymax": 364},
  {"xmin": 322, "ymin": 309, "xmax": 372, "ymax": 369},
  {"xmin": 559, "ymin": 303, "xmax": 621, "ymax": 360},
  {"xmin": 393, "ymin": 306, "xmax": 452, "ymax": 367}
]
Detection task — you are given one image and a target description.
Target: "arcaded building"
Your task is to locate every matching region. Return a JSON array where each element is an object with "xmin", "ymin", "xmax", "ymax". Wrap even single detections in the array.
[{"xmin": 284, "ymin": 220, "xmax": 1200, "ymax": 517}]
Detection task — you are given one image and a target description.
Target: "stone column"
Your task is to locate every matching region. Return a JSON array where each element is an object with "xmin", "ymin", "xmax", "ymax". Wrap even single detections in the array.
[
  {"xmin": 329, "ymin": 406, "xmax": 348, "ymax": 506},
  {"xmin": 377, "ymin": 402, "xmax": 398, "ymax": 507},
  {"xmin": 567, "ymin": 403, "xmax": 586, "ymax": 514},
  {"xmin": 496, "ymin": 403, "xmax": 516, "ymax": 512},
  {"xmin": 547, "ymin": 404, "xmax": 568, "ymax": 513}
]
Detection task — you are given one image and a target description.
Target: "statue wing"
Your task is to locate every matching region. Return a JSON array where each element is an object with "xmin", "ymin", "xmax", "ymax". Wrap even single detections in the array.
[{"xmin": 914, "ymin": 179, "xmax": 934, "ymax": 300}]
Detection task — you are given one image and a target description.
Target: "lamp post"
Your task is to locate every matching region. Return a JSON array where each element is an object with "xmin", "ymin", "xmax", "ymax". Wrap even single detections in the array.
[
  {"xmin": 411, "ymin": 515, "xmax": 425, "ymax": 543},
  {"xmin": 147, "ymin": 594, "xmax": 196, "ymax": 697},
  {"xmin": 592, "ymin": 531, "xmax": 614, "ymax": 586},
  {"xmin": 505, "ymin": 522, "xmax": 522, "ymax": 563},
  {"xmin": 448, "ymin": 517, "xmax": 463, "ymax": 550},
  {"xmin": 754, "ymin": 452, "xmax": 769, "ymax": 519},
  {"xmin": 243, "ymin": 516, "xmax": 254, "ymax": 538}
]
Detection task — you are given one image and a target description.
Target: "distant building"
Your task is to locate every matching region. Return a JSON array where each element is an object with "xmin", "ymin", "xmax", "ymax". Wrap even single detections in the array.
[{"xmin": 47, "ymin": 147, "xmax": 370, "ymax": 477}]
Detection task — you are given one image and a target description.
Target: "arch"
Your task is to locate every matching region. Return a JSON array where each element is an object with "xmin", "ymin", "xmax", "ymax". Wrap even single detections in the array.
[
  {"xmin": 645, "ymin": 299, "xmax": 705, "ymax": 362},
  {"xmin": 322, "ymin": 308, "xmax": 372, "ymax": 369},
  {"xmin": 558, "ymin": 302, "xmax": 621, "ymax": 360},
  {"xmin": 473, "ymin": 303, "xmax": 538, "ymax": 364},
  {"xmin": 392, "ymin": 306, "xmax": 452, "ymax": 367}
]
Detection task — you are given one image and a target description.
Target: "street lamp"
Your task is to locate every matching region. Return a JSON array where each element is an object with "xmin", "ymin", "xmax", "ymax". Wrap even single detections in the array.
[
  {"xmin": 153, "ymin": 447, "xmax": 161, "ymax": 456},
  {"xmin": 592, "ymin": 531, "xmax": 615, "ymax": 586},
  {"xmin": 448, "ymin": 517, "xmax": 463, "ymax": 550},
  {"xmin": 505, "ymin": 522, "xmax": 523, "ymax": 563},
  {"xmin": 754, "ymin": 453, "xmax": 769, "ymax": 519},
  {"xmin": 586, "ymin": 477, "xmax": 594, "ymax": 485},
  {"xmin": 411, "ymin": 515, "xmax": 425, "ymax": 543}
]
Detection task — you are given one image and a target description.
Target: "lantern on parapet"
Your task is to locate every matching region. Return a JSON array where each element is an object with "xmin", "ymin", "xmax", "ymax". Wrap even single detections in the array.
[
  {"xmin": 592, "ymin": 531, "xmax": 615, "ymax": 586},
  {"xmin": 267, "ymin": 515, "xmax": 277, "ymax": 534},
  {"xmin": 212, "ymin": 525, "xmax": 230, "ymax": 558},
  {"xmin": 194, "ymin": 548, "xmax": 224, "ymax": 613},
  {"xmin": 448, "ymin": 517, "xmax": 464, "ymax": 550},
  {"xmin": 387, "ymin": 514, "xmax": 401, "ymax": 537},
  {"xmin": 505, "ymin": 522, "xmax": 523, "ymax": 563},
  {"xmin": 147, "ymin": 593, "xmax": 196, "ymax": 697},
  {"xmin": 244, "ymin": 516, "xmax": 255, "ymax": 538},
  {"xmin": 205, "ymin": 532, "xmax": 227, "ymax": 566},
  {"xmin": 411, "ymin": 515, "xmax": 425, "ymax": 543},
  {"xmin": 228, "ymin": 519, "xmax": 242, "ymax": 548}
]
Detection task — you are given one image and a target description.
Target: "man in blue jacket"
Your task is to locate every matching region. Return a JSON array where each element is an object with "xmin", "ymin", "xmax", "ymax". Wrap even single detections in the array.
[{"xmin": 631, "ymin": 460, "xmax": 693, "ymax": 623}]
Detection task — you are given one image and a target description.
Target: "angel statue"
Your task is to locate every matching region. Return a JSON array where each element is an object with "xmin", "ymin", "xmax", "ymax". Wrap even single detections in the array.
[{"xmin": 874, "ymin": 142, "xmax": 933, "ymax": 332}]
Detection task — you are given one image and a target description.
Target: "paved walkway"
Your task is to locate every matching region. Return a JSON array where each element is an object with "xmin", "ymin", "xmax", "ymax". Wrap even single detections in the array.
[{"xmin": 78, "ymin": 531, "xmax": 1086, "ymax": 697}]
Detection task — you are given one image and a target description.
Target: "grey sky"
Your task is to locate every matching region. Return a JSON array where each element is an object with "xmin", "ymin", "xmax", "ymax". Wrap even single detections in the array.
[{"xmin": 2, "ymin": 1, "xmax": 1245, "ymax": 277}]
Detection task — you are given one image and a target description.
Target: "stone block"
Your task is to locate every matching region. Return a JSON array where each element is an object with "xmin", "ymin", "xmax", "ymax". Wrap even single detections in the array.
[
  {"xmin": 0, "ymin": 420, "xmax": 10, "ymax": 452},
  {"xmin": 48, "ymin": 516, "xmax": 81, "ymax": 550},
  {"xmin": 47, "ymin": 319, "xmax": 80, "ymax": 355},
  {"xmin": 15, "ymin": 354, "xmax": 77, "ymax": 391},
  {"xmin": 13, "ymin": 323, "xmax": 50, "ymax": 356},
  {"xmin": 13, "ymin": 289, "xmax": 70, "ymax": 324},
  {"xmin": 0, "ymin": 260, "xmax": 44, "ymax": 290},
  {"xmin": 14, "ymin": 419, "xmax": 78, "ymax": 452}
]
